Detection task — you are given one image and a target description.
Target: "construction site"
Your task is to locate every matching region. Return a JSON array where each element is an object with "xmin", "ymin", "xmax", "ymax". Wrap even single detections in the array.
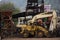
[{"xmin": 0, "ymin": 0, "xmax": 60, "ymax": 40}]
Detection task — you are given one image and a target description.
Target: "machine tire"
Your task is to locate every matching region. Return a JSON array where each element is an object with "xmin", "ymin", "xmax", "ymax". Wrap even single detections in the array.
[
  {"xmin": 23, "ymin": 32, "xmax": 29, "ymax": 38},
  {"xmin": 45, "ymin": 31, "xmax": 52, "ymax": 38},
  {"xmin": 23, "ymin": 30, "xmax": 29, "ymax": 38},
  {"xmin": 37, "ymin": 31, "xmax": 44, "ymax": 38}
]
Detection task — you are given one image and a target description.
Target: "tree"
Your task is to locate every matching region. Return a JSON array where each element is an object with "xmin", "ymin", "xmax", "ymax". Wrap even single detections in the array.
[
  {"xmin": 0, "ymin": 2, "xmax": 20, "ymax": 15},
  {"xmin": 0, "ymin": 2, "xmax": 20, "ymax": 25}
]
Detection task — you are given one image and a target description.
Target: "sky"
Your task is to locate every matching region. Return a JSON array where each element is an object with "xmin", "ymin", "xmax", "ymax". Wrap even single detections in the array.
[
  {"xmin": 0, "ymin": 0, "xmax": 27, "ymax": 12},
  {"xmin": 0, "ymin": 0, "xmax": 1, "ymax": 1},
  {"xmin": 0, "ymin": 0, "xmax": 60, "ymax": 13}
]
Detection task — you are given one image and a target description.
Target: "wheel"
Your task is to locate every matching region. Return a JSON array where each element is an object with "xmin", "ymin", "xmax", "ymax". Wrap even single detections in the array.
[
  {"xmin": 23, "ymin": 30, "xmax": 29, "ymax": 38},
  {"xmin": 23, "ymin": 32, "xmax": 29, "ymax": 38},
  {"xmin": 45, "ymin": 31, "xmax": 51, "ymax": 38},
  {"xmin": 37, "ymin": 31, "xmax": 44, "ymax": 38}
]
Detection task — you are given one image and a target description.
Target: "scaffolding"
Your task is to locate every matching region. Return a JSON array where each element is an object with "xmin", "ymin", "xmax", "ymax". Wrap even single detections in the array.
[
  {"xmin": 1, "ymin": 10, "xmax": 15, "ymax": 38},
  {"xmin": 25, "ymin": 0, "xmax": 44, "ymax": 23}
]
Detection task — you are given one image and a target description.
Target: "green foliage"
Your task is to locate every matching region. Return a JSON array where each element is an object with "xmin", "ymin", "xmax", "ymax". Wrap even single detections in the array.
[
  {"xmin": 0, "ymin": 2, "xmax": 20, "ymax": 25},
  {"xmin": 12, "ymin": 8, "xmax": 20, "ymax": 15},
  {"xmin": 0, "ymin": 2, "xmax": 20, "ymax": 15},
  {"xmin": 13, "ymin": 18, "xmax": 18, "ymax": 25}
]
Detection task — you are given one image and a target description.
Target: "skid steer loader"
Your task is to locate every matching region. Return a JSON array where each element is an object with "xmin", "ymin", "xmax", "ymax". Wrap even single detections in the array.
[
  {"xmin": 15, "ymin": 0, "xmax": 57, "ymax": 38},
  {"xmin": 16, "ymin": 10, "xmax": 57, "ymax": 37}
]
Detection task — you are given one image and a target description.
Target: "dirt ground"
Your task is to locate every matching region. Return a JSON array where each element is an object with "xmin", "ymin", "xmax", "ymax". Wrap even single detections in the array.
[{"xmin": 2, "ymin": 38, "xmax": 60, "ymax": 40}]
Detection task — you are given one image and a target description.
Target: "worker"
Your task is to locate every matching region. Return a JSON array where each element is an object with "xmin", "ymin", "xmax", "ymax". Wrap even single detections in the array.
[{"xmin": 37, "ymin": 19, "xmax": 44, "ymax": 28}]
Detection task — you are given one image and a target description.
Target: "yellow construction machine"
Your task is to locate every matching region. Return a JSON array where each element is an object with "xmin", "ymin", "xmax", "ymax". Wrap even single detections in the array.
[
  {"xmin": 14, "ymin": 0, "xmax": 57, "ymax": 38},
  {"xmin": 16, "ymin": 10, "xmax": 57, "ymax": 37}
]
